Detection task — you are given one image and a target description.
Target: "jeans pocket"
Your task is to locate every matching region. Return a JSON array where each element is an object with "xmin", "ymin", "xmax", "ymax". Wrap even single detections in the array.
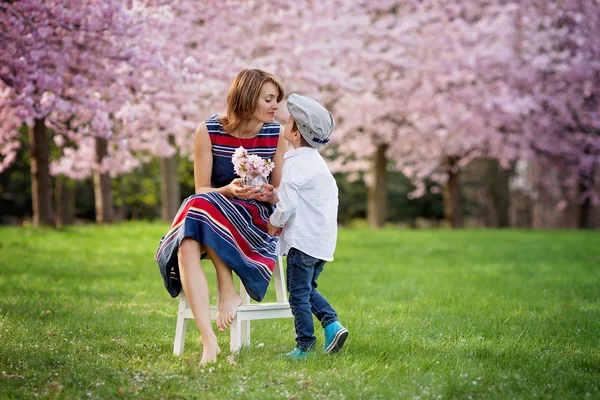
[{"xmin": 300, "ymin": 252, "xmax": 319, "ymax": 267}]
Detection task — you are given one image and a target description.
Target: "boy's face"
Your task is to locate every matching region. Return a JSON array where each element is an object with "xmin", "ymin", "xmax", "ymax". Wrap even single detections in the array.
[{"xmin": 284, "ymin": 115, "xmax": 296, "ymax": 143}]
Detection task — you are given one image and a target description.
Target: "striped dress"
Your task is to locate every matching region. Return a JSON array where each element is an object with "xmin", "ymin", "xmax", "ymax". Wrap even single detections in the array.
[{"xmin": 155, "ymin": 115, "xmax": 281, "ymax": 302}]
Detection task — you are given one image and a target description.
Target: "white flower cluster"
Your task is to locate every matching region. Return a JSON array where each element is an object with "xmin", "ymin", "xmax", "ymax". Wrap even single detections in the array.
[{"xmin": 232, "ymin": 146, "xmax": 275, "ymax": 179}]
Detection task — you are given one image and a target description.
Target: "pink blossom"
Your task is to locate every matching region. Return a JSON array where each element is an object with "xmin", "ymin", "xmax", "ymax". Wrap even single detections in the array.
[{"xmin": 231, "ymin": 146, "xmax": 275, "ymax": 179}]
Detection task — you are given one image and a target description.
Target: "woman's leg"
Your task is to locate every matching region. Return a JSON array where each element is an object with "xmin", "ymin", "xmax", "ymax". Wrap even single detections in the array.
[
  {"xmin": 205, "ymin": 246, "xmax": 242, "ymax": 332},
  {"xmin": 178, "ymin": 238, "xmax": 220, "ymax": 364}
]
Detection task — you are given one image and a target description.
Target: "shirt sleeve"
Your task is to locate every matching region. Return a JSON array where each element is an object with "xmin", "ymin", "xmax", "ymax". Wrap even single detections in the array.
[{"xmin": 269, "ymin": 163, "xmax": 300, "ymax": 228}]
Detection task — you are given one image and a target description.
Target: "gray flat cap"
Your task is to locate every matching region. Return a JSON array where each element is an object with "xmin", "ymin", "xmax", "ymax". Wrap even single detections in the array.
[{"xmin": 287, "ymin": 93, "xmax": 335, "ymax": 149}]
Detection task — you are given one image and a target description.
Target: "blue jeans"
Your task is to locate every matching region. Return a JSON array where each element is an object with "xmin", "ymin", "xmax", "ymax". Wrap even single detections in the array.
[{"xmin": 286, "ymin": 247, "xmax": 338, "ymax": 351}]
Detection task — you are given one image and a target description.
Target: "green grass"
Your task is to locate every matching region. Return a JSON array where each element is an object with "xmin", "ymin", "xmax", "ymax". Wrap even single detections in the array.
[{"xmin": 0, "ymin": 222, "xmax": 599, "ymax": 399}]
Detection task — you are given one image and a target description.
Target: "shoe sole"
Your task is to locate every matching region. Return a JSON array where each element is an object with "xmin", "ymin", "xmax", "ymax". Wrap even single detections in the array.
[{"xmin": 324, "ymin": 328, "xmax": 348, "ymax": 354}]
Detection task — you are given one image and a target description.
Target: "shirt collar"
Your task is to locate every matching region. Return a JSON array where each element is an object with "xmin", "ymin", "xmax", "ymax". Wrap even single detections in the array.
[{"xmin": 284, "ymin": 146, "xmax": 317, "ymax": 159}]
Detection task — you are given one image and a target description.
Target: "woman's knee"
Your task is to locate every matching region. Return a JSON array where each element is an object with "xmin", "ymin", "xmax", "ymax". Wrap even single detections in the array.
[{"xmin": 178, "ymin": 237, "xmax": 202, "ymax": 258}]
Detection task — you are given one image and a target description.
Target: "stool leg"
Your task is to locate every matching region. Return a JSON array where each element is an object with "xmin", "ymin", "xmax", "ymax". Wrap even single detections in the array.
[
  {"xmin": 274, "ymin": 256, "xmax": 288, "ymax": 304},
  {"xmin": 237, "ymin": 276, "xmax": 251, "ymax": 348},
  {"xmin": 241, "ymin": 320, "xmax": 251, "ymax": 346},
  {"xmin": 174, "ymin": 292, "xmax": 189, "ymax": 356},
  {"xmin": 230, "ymin": 317, "xmax": 243, "ymax": 353}
]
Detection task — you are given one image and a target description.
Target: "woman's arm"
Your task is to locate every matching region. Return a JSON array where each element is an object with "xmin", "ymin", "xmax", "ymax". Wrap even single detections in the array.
[
  {"xmin": 257, "ymin": 125, "xmax": 288, "ymax": 204},
  {"xmin": 193, "ymin": 122, "xmax": 214, "ymax": 194},
  {"xmin": 193, "ymin": 122, "xmax": 258, "ymax": 199},
  {"xmin": 268, "ymin": 126, "xmax": 288, "ymax": 189}
]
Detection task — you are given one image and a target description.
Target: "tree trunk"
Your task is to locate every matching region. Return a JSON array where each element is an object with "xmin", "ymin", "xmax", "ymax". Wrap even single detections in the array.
[
  {"xmin": 29, "ymin": 118, "xmax": 54, "ymax": 227},
  {"xmin": 93, "ymin": 137, "xmax": 114, "ymax": 223},
  {"xmin": 577, "ymin": 165, "xmax": 595, "ymax": 229},
  {"xmin": 486, "ymin": 158, "xmax": 511, "ymax": 227},
  {"xmin": 443, "ymin": 159, "xmax": 463, "ymax": 228},
  {"xmin": 55, "ymin": 176, "xmax": 75, "ymax": 228},
  {"xmin": 367, "ymin": 144, "xmax": 388, "ymax": 228},
  {"xmin": 160, "ymin": 155, "xmax": 181, "ymax": 222}
]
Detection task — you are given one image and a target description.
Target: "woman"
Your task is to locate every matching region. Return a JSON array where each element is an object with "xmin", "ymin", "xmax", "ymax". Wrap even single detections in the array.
[{"xmin": 155, "ymin": 69, "xmax": 287, "ymax": 364}]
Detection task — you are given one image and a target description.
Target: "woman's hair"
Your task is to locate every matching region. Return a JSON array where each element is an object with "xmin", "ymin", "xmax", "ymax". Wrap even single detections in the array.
[{"xmin": 220, "ymin": 69, "xmax": 284, "ymax": 133}]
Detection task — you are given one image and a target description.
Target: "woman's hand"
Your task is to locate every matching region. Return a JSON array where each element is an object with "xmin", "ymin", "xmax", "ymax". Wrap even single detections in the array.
[{"xmin": 228, "ymin": 178, "xmax": 260, "ymax": 200}]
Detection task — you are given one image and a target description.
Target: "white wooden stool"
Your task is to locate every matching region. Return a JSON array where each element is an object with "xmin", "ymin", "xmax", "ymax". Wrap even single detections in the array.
[{"xmin": 173, "ymin": 256, "xmax": 292, "ymax": 355}]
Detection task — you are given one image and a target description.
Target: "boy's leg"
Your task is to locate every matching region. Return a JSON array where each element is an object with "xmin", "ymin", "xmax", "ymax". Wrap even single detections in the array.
[
  {"xmin": 286, "ymin": 248, "xmax": 317, "ymax": 351},
  {"xmin": 308, "ymin": 258, "xmax": 349, "ymax": 353},
  {"xmin": 309, "ymin": 260, "xmax": 338, "ymax": 328}
]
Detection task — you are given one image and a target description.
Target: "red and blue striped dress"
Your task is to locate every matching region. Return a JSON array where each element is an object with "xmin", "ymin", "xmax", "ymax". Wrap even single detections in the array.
[{"xmin": 155, "ymin": 115, "xmax": 281, "ymax": 301}]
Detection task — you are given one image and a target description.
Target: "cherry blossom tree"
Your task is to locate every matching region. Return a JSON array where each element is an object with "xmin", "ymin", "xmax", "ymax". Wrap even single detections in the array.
[
  {"xmin": 1, "ymin": 1, "xmax": 222, "ymax": 224},
  {"xmin": 3, "ymin": 0, "xmax": 596, "ymax": 228},
  {"xmin": 320, "ymin": 1, "xmax": 520, "ymax": 227},
  {"xmin": 505, "ymin": 0, "xmax": 600, "ymax": 228},
  {"xmin": 0, "ymin": 0, "xmax": 144, "ymax": 225},
  {"xmin": 117, "ymin": 0, "xmax": 358, "ymax": 220},
  {"xmin": 259, "ymin": 0, "xmax": 597, "ymax": 228}
]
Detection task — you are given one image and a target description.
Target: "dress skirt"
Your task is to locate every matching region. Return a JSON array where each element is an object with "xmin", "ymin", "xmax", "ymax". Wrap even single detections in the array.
[{"xmin": 155, "ymin": 192, "xmax": 277, "ymax": 301}]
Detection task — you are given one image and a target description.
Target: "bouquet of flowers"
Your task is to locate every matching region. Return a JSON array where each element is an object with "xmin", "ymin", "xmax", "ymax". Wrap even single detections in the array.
[{"xmin": 231, "ymin": 147, "xmax": 275, "ymax": 192}]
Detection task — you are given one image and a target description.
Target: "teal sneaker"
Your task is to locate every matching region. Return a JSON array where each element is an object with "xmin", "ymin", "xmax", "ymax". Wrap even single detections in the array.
[
  {"xmin": 283, "ymin": 347, "xmax": 313, "ymax": 360},
  {"xmin": 323, "ymin": 322, "xmax": 348, "ymax": 354}
]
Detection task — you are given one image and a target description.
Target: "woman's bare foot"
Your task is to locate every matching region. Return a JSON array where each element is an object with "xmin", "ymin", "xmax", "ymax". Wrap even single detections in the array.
[
  {"xmin": 200, "ymin": 335, "xmax": 219, "ymax": 365},
  {"xmin": 216, "ymin": 290, "xmax": 242, "ymax": 331}
]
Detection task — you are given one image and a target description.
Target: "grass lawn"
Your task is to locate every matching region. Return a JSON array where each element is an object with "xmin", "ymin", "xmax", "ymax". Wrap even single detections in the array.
[{"xmin": 0, "ymin": 222, "xmax": 599, "ymax": 399}]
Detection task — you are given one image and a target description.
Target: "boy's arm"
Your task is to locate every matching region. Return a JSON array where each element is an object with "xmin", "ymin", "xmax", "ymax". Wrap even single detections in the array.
[
  {"xmin": 268, "ymin": 166, "xmax": 300, "ymax": 230},
  {"xmin": 267, "ymin": 221, "xmax": 282, "ymax": 237},
  {"xmin": 268, "ymin": 187, "xmax": 279, "ymax": 205}
]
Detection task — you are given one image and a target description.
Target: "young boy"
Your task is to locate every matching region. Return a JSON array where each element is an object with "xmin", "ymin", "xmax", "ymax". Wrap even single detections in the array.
[{"xmin": 267, "ymin": 93, "xmax": 348, "ymax": 359}]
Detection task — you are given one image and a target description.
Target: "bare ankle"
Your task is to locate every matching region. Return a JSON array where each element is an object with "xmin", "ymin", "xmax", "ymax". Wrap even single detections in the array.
[
  {"xmin": 218, "ymin": 291, "xmax": 242, "ymax": 306},
  {"xmin": 202, "ymin": 334, "xmax": 217, "ymax": 346},
  {"xmin": 218, "ymin": 288, "xmax": 240, "ymax": 297}
]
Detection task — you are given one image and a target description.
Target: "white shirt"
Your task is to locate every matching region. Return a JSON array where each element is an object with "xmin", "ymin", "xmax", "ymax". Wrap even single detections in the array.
[{"xmin": 270, "ymin": 147, "xmax": 338, "ymax": 261}]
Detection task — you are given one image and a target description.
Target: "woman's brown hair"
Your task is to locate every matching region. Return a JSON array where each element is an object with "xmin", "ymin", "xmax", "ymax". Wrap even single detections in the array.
[{"xmin": 220, "ymin": 69, "xmax": 284, "ymax": 134}]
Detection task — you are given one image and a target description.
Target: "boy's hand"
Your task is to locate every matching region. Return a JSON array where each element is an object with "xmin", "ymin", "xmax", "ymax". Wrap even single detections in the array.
[
  {"xmin": 267, "ymin": 221, "xmax": 282, "ymax": 237},
  {"xmin": 255, "ymin": 183, "xmax": 274, "ymax": 203}
]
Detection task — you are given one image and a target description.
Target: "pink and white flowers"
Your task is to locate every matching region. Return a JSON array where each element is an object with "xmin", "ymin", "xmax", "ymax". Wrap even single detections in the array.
[{"xmin": 232, "ymin": 146, "xmax": 275, "ymax": 180}]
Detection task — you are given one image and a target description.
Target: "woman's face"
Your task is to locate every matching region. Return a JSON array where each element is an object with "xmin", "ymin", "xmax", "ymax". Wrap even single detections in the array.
[{"xmin": 252, "ymin": 82, "xmax": 279, "ymax": 123}]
